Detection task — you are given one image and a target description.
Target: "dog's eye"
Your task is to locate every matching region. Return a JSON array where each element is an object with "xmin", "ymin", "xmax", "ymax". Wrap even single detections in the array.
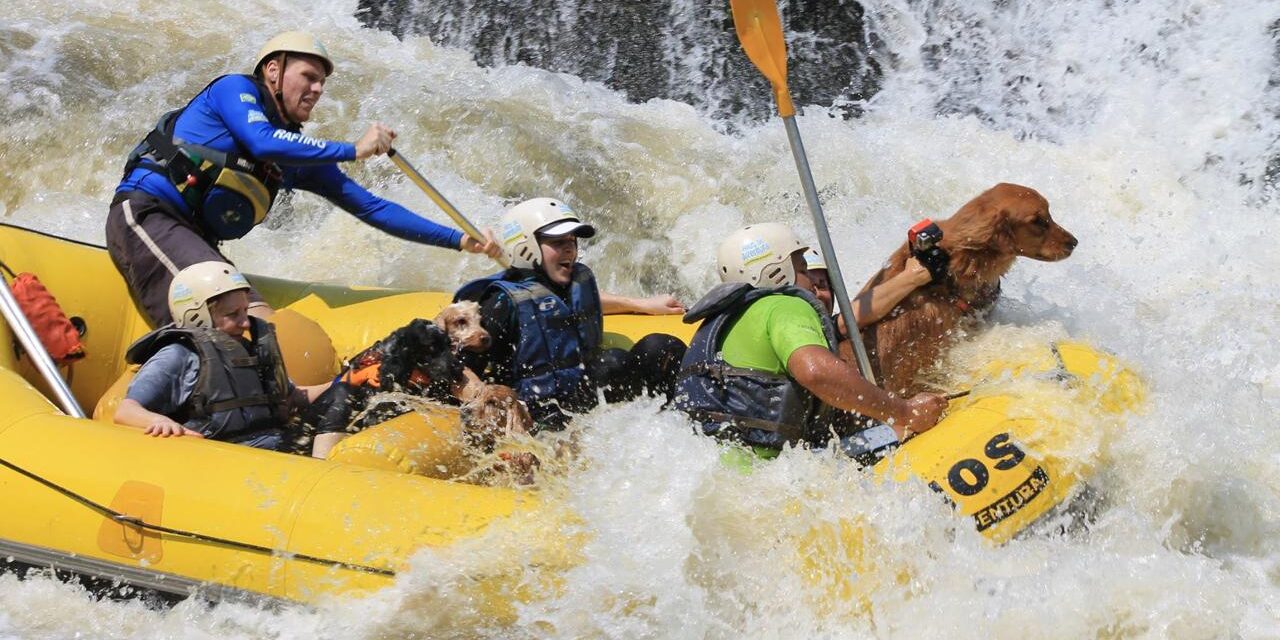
[{"xmin": 1034, "ymin": 217, "xmax": 1050, "ymax": 229}]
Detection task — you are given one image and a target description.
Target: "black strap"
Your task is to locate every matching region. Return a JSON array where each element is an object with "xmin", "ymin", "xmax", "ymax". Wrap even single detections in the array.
[
  {"xmin": 546, "ymin": 315, "xmax": 580, "ymax": 330},
  {"xmin": 205, "ymin": 394, "xmax": 271, "ymax": 414},
  {"xmin": 228, "ymin": 355, "xmax": 259, "ymax": 368},
  {"xmin": 679, "ymin": 360, "xmax": 786, "ymax": 383},
  {"xmin": 519, "ymin": 353, "xmax": 584, "ymax": 378},
  {"xmin": 688, "ymin": 410, "xmax": 805, "ymax": 443},
  {"xmin": 126, "ymin": 84, "xmax": 281, "ymax": 197}
]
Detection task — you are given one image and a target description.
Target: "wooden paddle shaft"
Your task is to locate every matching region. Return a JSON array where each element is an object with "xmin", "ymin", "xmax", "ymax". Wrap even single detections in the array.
[{"xmin": 386, "ymin": 149, "xmax": 510, "ymax": 269}]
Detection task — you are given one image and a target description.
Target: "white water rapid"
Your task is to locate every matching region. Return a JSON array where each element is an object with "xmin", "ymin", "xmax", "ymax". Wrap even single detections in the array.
[{"xmin": 1, "ymin": 0, "xmax": 1278, "ymax": 637}]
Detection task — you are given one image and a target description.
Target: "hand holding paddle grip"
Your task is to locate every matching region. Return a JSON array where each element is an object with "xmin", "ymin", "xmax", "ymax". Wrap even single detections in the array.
[{"xmin": 909, "ymin": 219, "xmax": 949, "ymax": 284}]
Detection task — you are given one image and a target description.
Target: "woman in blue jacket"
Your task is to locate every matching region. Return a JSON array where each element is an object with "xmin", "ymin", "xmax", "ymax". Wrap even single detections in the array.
[{"xmin": 455, "ymin": 198, "xmax": 686, "ymax": 430}]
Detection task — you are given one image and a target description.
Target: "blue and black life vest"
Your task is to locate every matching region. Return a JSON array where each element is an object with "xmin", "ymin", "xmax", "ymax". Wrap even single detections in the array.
[
  {"xmin": 126, "ymin": 316, "xmax": 291, "ymax": 443},
  {"xmin": 122, "ymin": 75, "xmax": 284, "ymax": 240},
  {"xmin": 455, "ymin": 264, "xmax": 603, "ymax": 407},
  {"xmin": 674, "ymin": 282, "xmax": 839, "ymax": 450}
]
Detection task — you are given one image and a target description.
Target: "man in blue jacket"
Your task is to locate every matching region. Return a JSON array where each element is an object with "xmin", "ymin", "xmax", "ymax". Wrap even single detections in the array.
[{"xmin": 106, "ymin": 31, "xmax": 500, "ymax": 326}]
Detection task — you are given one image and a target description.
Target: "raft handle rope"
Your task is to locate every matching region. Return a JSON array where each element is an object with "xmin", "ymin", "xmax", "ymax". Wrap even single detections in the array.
[{"xmin": 0, "ymin": 457, "xmax": 396, "ymax": 578}]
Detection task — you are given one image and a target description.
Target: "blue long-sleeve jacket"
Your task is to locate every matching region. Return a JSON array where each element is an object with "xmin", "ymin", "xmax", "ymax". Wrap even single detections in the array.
[{"xmin": 117, "ymin": 74, "xmax": 462, "ymax": 249}]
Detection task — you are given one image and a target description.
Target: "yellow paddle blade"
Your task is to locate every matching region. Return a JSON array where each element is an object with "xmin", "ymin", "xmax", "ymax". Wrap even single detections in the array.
[{"xmin": 730, "ymin": 0, "xmax": 796, "ymax": 117}]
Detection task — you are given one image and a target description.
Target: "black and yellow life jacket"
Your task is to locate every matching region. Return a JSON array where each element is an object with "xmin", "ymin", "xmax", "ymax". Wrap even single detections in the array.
[
  {"xmin": 122, "ymin": 75, "xmax": 284, "ymax": 240},
  {"xmin": 126, "ymin": 316, "xmax": 291, "ymax": 442}
]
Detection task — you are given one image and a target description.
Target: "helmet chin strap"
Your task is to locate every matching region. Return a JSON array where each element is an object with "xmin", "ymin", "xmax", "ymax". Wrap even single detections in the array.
[{"xmin": 268, "ymin": 53, "xmax": 299, "ymax": 127}]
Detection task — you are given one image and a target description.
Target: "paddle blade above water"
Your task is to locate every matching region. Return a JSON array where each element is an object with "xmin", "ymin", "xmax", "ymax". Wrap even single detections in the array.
[{"xmin": 729, "ymin": 0, "xmax": 795, "ymax": 117}]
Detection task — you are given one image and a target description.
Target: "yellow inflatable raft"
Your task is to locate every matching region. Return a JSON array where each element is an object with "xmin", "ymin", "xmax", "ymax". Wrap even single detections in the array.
[{"xmin": 0, "ymin": 223, "xmax": 1144, "ymax": 612}]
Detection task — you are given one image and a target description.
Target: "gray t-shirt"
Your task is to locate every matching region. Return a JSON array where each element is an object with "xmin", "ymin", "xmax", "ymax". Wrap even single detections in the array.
[{"xmin": 125, "ymin": 343, "xmax": 200, "ymax": 415}]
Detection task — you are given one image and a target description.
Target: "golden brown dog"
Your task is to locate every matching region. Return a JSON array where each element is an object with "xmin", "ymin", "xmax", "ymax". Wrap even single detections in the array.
[
  {"xmin": 858, "ymin": 183, "xmax": 1078, "ymax": 395},
  {"xmin": 460, "ymin": 382, "xmax": 534, "ymax": 449},
  {"xmin": 459, "ymin": 380, "xmax": 537, "ymax": 483}
]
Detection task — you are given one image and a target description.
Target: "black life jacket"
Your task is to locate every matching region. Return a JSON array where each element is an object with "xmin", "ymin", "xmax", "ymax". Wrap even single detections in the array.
[
  {"xmin": 122, "ymin": 75, "xmax": 285, "ymax": 240},
  {"xmin": 126, "ymin": 316, "xmax": 290, "ymax": 442},
  {"xmin": 673, "ymin": 283, "xmax": 839, "ymax": 450}
]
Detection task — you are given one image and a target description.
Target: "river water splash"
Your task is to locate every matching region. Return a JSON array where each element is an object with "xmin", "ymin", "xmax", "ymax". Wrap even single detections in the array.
[{"xmin": 2, "ymin": 0, "xmax": 1279, "ymax": 637}]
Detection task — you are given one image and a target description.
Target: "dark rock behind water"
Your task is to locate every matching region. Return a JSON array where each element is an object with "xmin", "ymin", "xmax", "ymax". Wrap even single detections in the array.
[{"xmin": 356, "ymin": 0, "xmax": 881, "ymax": 121}]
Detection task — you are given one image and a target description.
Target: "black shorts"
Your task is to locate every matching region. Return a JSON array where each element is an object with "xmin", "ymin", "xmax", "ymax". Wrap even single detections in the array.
[{"xmin": 105, "ymin": 191, "xmax": 264, "ymax": 327}]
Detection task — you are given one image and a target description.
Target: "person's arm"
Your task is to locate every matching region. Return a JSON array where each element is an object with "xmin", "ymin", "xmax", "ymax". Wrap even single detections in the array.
[
  {"xmin": 114, "ymin": 346, "xmax": 205, "ymax": 438},
  {"xmin": 114, "ymin": 398, "xmax": 204, "ymax": 438},
  {"xmin": 283, "ymin": 381, "xmax": 330, "ymax": 419},
  {"xmin": 208, "ymin": 76, "xmax": 357, "ymax": 165},
  {"xmin": 290, "ymin": 381, "xmax": 332, "ymax": 408},
  {"xmin": 836, "ymin": 257, "xmax": 933, "ymax": 336},
  {"xmin": 786, "ymin": 346, "xmax": 945, "ymax": 439},
  {"xmin": 761, "ymin": 297, "xmax": 946, "ymax": 439},
  {"xmin": 600, "ymin": 291, "xmax": 686, "ymax": 315},
  {"xmin": 290, "ymin": 163, "xmax": 465, "ymax": 249}
]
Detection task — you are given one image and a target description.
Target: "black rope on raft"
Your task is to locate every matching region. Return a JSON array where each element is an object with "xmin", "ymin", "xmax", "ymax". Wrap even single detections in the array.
[{"xmin": 0, "ymin": 456, "xmax": 396, "ymax": 577}]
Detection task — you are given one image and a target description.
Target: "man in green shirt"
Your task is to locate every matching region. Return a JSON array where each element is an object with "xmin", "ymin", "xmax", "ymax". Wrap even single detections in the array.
[{"xmin": 675, "ymin": 223, "xmax": 946, "ymax": 451}]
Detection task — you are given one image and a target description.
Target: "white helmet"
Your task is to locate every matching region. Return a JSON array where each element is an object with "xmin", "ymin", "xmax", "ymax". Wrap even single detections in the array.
[
  {"xmin": 802, "ymin": 248, "xmax": 828, "ymax": 272},
  {"xmin": 168, "ymin": 262, "xmax": 252, "ymax": 329},
  {"xmin": 499, "ymin": 197, "xmax": 597, "ymax": 269},
  {"xmin": 254, "ymin": 31, "xmax": 334, "ymax": 77},
  {"xmin": 717, "ymin": 223, "xmax": 808, "ymax": 288}
]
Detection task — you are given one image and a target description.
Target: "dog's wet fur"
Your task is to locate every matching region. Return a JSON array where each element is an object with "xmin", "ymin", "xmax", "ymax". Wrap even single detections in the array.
[{"xmin": 858, "ymin": 183, "xmax": 1078, "ymax": 395}]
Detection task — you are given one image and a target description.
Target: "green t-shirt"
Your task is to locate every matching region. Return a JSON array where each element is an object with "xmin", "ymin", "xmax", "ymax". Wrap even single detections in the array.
[{"xmin": 719, "ymin": 295, "xmax": 830, "ymax": 375}]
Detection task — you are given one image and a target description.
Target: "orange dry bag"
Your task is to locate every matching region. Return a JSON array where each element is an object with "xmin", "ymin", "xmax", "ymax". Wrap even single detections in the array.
[{"xmin": 2, "ymin": 265, "xmax": 85, "ymax": 364}]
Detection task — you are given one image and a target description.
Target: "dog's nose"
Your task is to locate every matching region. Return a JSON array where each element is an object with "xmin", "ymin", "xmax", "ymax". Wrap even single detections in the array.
[
  {"xmin": 1065, "ymin": 234, "xmax": 1078, "ymax": 251},
  {"xmin": 478, "ymin": 333, "xmax": 492, "ymax": 350}
]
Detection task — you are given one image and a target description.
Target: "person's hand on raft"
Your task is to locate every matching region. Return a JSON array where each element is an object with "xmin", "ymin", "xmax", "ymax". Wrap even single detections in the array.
[
  {"xmin": 635, "ymin": 294, "xmax": 685, "ymax": 315},
  {"xmin": 144, "ymin": 417, "xmax": 204, "ymax": 438},
  {"xmin": 460, "ymin": 227, "xmax": 501, "ymax": 258},
  {"xmin": 355, "ymin": 122, "xmax": 396, "ymax": 160}
]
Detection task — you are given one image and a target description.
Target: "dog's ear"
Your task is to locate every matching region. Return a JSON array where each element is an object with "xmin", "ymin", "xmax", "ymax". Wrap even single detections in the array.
[
  {"xmin": 419, "ymin": 324, "xmax": 464, "ymax": 395},
  {"xmin": 991, "ymin": 206, "xmax": 1019, "ymax": 254},
  {"xmin": 959, "ymin": 190, "xmax": 1015, "ymax": 252},
  {"xmin": 432, "ymin": 303, "xmax": 461, "ymax": 329},
  {"xmin": 376, "ymin": 321, "xmax": 430, "ymax": 389},
  {"xmin": 508, "ymin": 395, "xmax": 533, "ymax": 434},
  {"xmin": 405, "ymin": 318, "xmax": 437, "ymax": 343}
]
